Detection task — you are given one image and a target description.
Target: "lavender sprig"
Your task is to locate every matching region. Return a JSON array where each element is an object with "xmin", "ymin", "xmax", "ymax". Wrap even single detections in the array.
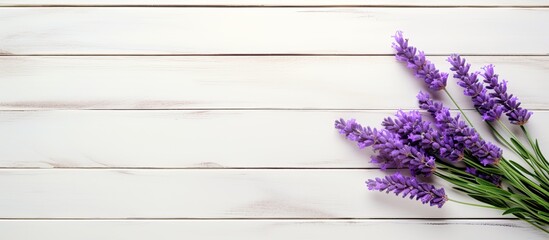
[
  {"xmin": 335, "ymin": 118, "xmax": 436, "ymax": 176},
  {"xmin": 382, "ymin": 110, "xmax": 460, "ymax": 163},
  {"xmin": 482, "ymin": 64, "xmax": 533, "ymax": 125},
  {"xmin": 333, "ymin": 32, "xmax": 549, "ymax": 231},
  {"xmin": 392, "ymin": 31, "xmax": 448, "ymax": 90},
  {"xmin": 447, "ymin": 54, "xmax": 504, "ymax": 122},
  {"xmin": 417, "ymin": 92, "xmax": 502, "ymax": 166},
  {"xmin": 382, "ymin": 110, "xmax": 430, "ymax": 146},
  {"xmin": 366, "ymin": 172, "xmax": 447, "ymax": 208}
]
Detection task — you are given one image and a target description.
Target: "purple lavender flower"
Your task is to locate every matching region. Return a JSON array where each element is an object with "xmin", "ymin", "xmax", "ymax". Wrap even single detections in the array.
[
  {"xmin": 382, "ymin": 111, "xmax": 444, "ymax": 156},
  {"xmin": 482, "ymin": 64, "xmax": 533, "ymax": 125},
  {"xmin": 417, "ymin": 92, "xmax": 502, "ymax": 166},
  {"xmin": 447, "ymin": 54, "xmax": 504, "ymax": 122},
  {"xmin": 392, "ymin": 31, "xmax": 448, "ymax": 90},
  {"xmin": 415, "ymin": 92, "xmax": 465, "ymax": 162},
  {"xmin": 366, "ymin": 172, "xmax": 447, "ymax": 208},
  {"xmin": 465, "ymin": 167, "xmax": 502, "ymax": 186},
  {"xmin": 335, "ymin": 118, "xmax": 436, "ymax": 176},
  {"xmin": 405, "ymin": 147, "xmax": 437, "ymax": 177},
  {"xmin": 382, "ymin": 110, "xmax": 430, "ymax": 145}
]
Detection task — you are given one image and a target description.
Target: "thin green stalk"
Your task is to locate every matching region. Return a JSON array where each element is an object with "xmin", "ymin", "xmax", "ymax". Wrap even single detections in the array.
[
  {"xmin": 417, "ymin": 87, "xmax": 549, "ymax": 231},
  {"xmin": 504, "ymin": 159, "xmax": 549, "ymax": 190},
  {"xmin": 436, "ymin": 166, "xmax": 549, "ymax": 230},
  {"xmin": 502, "ymin": 122, "xmax": 549, "ymax": 179},
  {"xmin": 520, "ymin": 125, "xmax": 535, "ymax": 149},
  {"xmin": 438, "ymin": 159, "xmax": 548, "ymax": 208},
  {"xmin": 497, "ymin": 119, "xmax": 519, "ymax": 141},
  {"xmin": 435, "ymin": 171, "xmax": 533, "ymax": 211},
  {"xmin": 499, "ymin": 159, "xmax": 549, "ymax": 209},
  {"xmin": 500, "ymin": 125, "xmax": 549, "ymax": 182},
  {"xmin": 448, "ymin": 198, "xmax": 503, "ymax": 210},
  {"xmin": 433, "ymin": 129, "xmax": 549, "ymax": 231},
  {"xmin": 443, "ymin": 87, "xmax": 547, "ymax": 180},
  {"xmin": 504, "ymin": 160, "xmax": 549, "ymax": 197},
  {"xmin": 510, "ymin": 155, "xmax": 549, "ymax": 186},
  {"xmin": 440, "ymin": 90, "xmax": 525, "ymax": 169},
  {"xmin": 521, "ymin": 125, "xmax": 549, "ymax": 171},
  {"xmin": 486, "ymin": 121, "xmax": 520, "ymax": 153},
  {"xmin": 497, "ymin": 120, "xmax": 541, "ymax": 164},
  {"xmin": 443, "ymin": 88, "xmax": 476, "ymax": 128}
]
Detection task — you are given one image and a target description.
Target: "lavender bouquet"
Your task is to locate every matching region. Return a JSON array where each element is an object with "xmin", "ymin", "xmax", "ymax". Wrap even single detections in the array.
[{"xmin": 335, "ymin": 31, "xmax": 549, "ymax": 233}]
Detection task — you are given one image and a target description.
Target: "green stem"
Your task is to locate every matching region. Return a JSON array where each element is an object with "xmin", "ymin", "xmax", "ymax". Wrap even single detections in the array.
[
  {"xmin": 498, "ymin": 122, "xmax": 549, "ymax": 182},
  {"xmin": 521, "ymin": 126, "xmax": 549, "ymax": 170},
  {"xmin": 499, "ymin": 159, "xmax": 549, "ymax": 209},
  {"xmin": 443, "ymin": 88, "xmax": 476, "ymax": 128},
  {"xmin": 497, "ymin": 119, "xmax": 519, "ymax": 141},
  {"xmin": 486, "ymin": 121, "xmax": 520, "ymax": 153},
  {"xmin": 504, "ymin": 160, "xmax": 549, "ymax": 197},
  {"xmin": 448, "ymin": 198, "xmax": 503, "ymax": 210},
  {"xmin": 436, "ymin": 168, "xmax": 549, "ymax": 230}
]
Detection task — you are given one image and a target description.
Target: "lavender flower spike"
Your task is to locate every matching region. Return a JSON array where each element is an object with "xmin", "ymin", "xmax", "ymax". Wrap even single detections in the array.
[
  {"xmin": 417, "ymin": 92, "xmax": 502, "ymax": 166},
  {"xmin": 382, "ymin": 110, "xmax": 446, "ymax": 158},
  {"xmin": 447, "ymin": 54, "xmax": 504, "ymax": 122},
  {"xmin": 366, "ymin": 172, "xmax": 447, "ymax": 208},
  {"xmin": 335, "ymin": 118, "xmax": 436, "ymax": 176},
  {"xmin": 392, "ymin": 31, "xmax": 448, "ymax": 90},
  {"xmin": 482, "ymin": 64, "xmax": 533, "ymax": 125}
]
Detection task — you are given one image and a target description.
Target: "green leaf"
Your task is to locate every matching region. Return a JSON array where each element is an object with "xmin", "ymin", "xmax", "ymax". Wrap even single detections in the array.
[
  {"xmin": 538, "ymin": 211, "xmax": 549, "ymax": 217},
  {"xmin": 475, "ymin": 177, "xmax": 496, "ymax": 186},
  {"xmin": 506, "ymin": 161, "xmax": 549, "ymax": 191},
  {"xmin": 471, "ymin": 183, "xmax": 512, "ymax": 197},
  {"xmin": 534, "ymin": 139, "xmax": 549, "ymax": 167},
  {"xmin": 508, "ymin": 160, "xmax": 534, "ymax": 176},
  {"xmin": 510, "ymin": 138, "xmax": 529, "ymax": 159},
  {"xmin": 453, "ymin": 187, "xmax": 475, "ymax": 194},
  {"xmin": 503, "ymin": 207, "xmax": 527, "ymax": 215},
  {"xmin": 467, "ymin": 194, "xmax": 507, "ymax": 208},
  {"xmin": 506, "ymin": 162, "xmax": 549, "ymax": 192},
  {"xmin": 535, "ymin": 211, "xmax": 549, "ymax": 223},
  {"xmin": 534, "ymin": 140, "xmax": 546, "ymax": 159}
]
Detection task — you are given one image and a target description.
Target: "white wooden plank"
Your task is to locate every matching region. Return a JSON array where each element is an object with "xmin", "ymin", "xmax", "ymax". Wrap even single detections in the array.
[
  {"xmin": 1, "ymin": 8, "xmax": 548, "ymax": 55},
  {"xmin": 0, "ymin": 0, "xmax": 546, "ymax": 7},
  {"xmin": 0, "ymin": 0, "xmax": 547, "ymax": 6},
  {"xmin": 0, "ymin": 220, "xmax": 545, "ymax": 240},
  {"xmin": 0, "ymin": 169, "xmax": 511, "ymax": 218},
  {"xmin": 1, "ymin": 110, "xmax": 546, "ymax": 168},
  {"xmin": 0, "ymin": 56, "xmax": 547, "ymax": 110}
]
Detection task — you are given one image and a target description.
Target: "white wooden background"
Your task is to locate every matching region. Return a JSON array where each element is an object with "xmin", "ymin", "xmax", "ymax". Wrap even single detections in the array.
[{"xmin": 0, "ymin": 1, "xmax": 548, "ymax": 239}]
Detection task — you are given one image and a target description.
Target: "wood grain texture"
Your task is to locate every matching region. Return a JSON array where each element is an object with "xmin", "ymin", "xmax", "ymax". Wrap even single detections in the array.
[
  {"xmin": 1, "ymin": 1, "xmax": 548, "ymax": 236},
  {"xmin": 0, "ymin": 220, "xmax": 546, "ymax": 240},
  {"xmin": 1, "ymin": 0, "xmax": 547, "ymax": 6},
  {"xmin": 1, "ymin": 8, "xmax": 549, "ymax": 55},
  {"xmin": 0, "ymin": 56, "xmax": 547, "ymax": 110},
  {"xmin": 1, "ymin": 110, "xmax": 546, "ymax": 168},
  {"xmin": 0, "ymin": 169, "xmax": 509, "ymax": 218}
]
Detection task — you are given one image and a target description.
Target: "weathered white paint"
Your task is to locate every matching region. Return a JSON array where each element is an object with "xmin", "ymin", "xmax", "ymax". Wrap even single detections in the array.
[
  {"xmin": 0, "ymin": 110, "xmax": 545, "ymax": 168},
  {"xmin": 0, "ymin": 169, "xmax": 507, "ymax": 218},
  {"xmin": 1, "ymin": 8, "xmax": 549, "ymax": 54},
  {"xmin": 0, "ymin": 56, "xmax": 547, "ymax": 110},
  {"xmin": 0, "ymin": 220, "xmax": 546, "ymax": 240},
  {"xmin": 1, "ymin": 0, "xmax": 548, "ymax": 237},
  {"xmin": 1, "ymin": 0, "xmax": 547, "ymax": 6}
]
